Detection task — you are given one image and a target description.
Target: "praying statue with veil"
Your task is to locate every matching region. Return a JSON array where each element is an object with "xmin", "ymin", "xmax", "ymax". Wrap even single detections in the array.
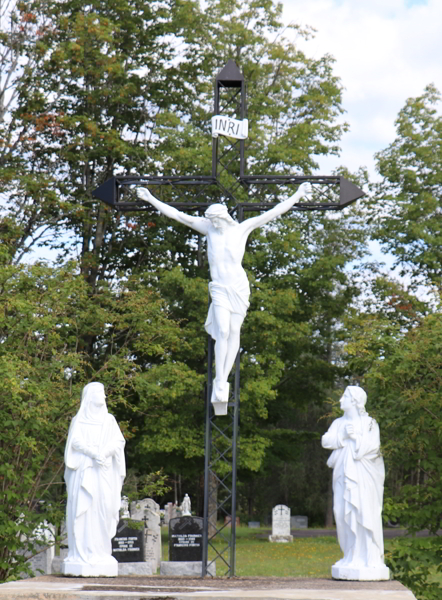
[
  {"xmin": 137, "ymin": 183, "xmax": 312, "ymax": 413},
  {"xmin": 62, "ymin": 382, "xmax": 126, "ymax": 577}
]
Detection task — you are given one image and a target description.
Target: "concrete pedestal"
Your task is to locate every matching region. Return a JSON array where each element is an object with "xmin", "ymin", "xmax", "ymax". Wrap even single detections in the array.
[
  {"xmin": 117, "ymin": 561, "xmax": 155, "ymax": 575},
  {"xmin": 160, "ymin": 561, "xmax": 216, "ymax": 576},
  {"xmin": 332, "ymin": 564, "xmax": 390, "ymax": 581},
  {"xmin": 61, "ymin": 558, "xmax": 118, "ymax": 577},
  {"xmin": 269, "ymin": 535, "xmax": 293, "ymax": 543}
]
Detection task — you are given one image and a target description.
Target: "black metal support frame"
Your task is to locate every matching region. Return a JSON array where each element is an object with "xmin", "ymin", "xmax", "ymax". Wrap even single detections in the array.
[
  {"xmin": 202, "ymin": 342, "xmax": 240, "ymax": 577},
  {"xmin": 92, "ymin": 59, "xmax": 364, "ymax": 578}
]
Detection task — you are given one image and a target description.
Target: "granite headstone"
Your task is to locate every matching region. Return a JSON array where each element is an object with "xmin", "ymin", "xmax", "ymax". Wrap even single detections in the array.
[
  {"xmin": 291, "ymin": 515, "xmax": 308, "ymax": 529},
  {"xmin": 111, "ymin": 520, "xmax": 145, "ymax": 563},
  {"xmin": 169, "ymin": 516, "xmax": 203, "ymax": 562}
]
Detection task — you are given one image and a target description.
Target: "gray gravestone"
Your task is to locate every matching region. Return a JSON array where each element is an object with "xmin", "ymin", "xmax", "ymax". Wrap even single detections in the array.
[
  {"xmin": 130, "ymin": 498, "xmax": 162, "ymax": 571},
  {"xmin": 20, "ymin": 522, "xmax": 55, "ymax": 578},
  {"xmin": 269, "ymin": 504, "xmax": 293, "ymax": 543},
  {"xmin": 24, "ymin": 544, "xmax": 54, "ymax": 577},
  {"xmin": 169, "ymin": 516, "xmax": 203, "ymax": 562},
  {"xmin": 163, "ymin": 502, "xmax": 178, "ymax": 525},
  {"xmin": 291, "ymin": 515, "xmax": 308, "ymax": 529},
  {"xmin": 112, "ymin": 520, "xmax": 145, "ymax": 563}
]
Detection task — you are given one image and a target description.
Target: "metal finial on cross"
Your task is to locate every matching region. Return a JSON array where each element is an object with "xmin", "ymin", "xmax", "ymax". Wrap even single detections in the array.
[{"xmin": 93, "ymin": 61, "xmax": 364, "ymax": 579}]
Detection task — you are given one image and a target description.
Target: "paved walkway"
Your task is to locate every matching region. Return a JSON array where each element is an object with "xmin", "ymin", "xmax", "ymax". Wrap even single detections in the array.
[{"xmin": 0, "ymin": 575, "xmax": 417, "ymax": 600}]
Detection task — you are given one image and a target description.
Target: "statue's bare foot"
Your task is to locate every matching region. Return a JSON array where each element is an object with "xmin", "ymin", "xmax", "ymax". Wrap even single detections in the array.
[{"xmin": 214, "ymin": 380, "xmax": 226, "ymax": 402}]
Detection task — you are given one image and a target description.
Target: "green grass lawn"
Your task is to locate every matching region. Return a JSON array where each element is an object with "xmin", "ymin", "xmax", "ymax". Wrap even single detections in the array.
[
  {"xmin": 234, "ymin": 532, "xmax": 342, "ymax": 577},
  {"xmin": 161, "ymin": 525, "xmax": 442, "ymax": 584},
  {"xmin": 162, "ymin": 525, "xmax": 342, "ymax": 577}
]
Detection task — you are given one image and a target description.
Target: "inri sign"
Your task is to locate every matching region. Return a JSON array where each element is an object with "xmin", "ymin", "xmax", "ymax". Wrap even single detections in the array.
[{"xmin": 211, "ymin": 115, "xmax": 248, "ymax": 140}]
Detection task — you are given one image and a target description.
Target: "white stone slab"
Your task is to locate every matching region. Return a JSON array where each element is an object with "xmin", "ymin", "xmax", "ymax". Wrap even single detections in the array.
[
  {"xmin": 332, "ymin": 564, "xmax": 391, "ymax": 581},
  {"xmin": 0, "ymin": 579, "xmax": 418, "ymax": 599},
  {"xmin": 268, "ymin": 534, "xmax": 293, "ymax": 543},
  {"xmin": 270, "ymin": 504, "xmax": 291, "ymax": 542},
  {"xmin": 130, "ymin": 498, "xmax": 162, "ymax": 571}
]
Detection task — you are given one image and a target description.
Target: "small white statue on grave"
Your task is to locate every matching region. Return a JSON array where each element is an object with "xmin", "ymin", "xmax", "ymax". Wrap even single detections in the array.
[
  {"xmin": 137, "ymin": 183, "xmax": 312, "ymax": 414},
  {"xmin": 321, "ymin": 386, "xmax": 390, "ymax": 580},
  {"xmin": 121, "ymin": 496, "xmax": 130, "ymax": 519},
  {"xmin": 62, "ymin": 382, "xmax": 126, "ymax": 577},
  {"xmin": 180, "ymin": 494, "xmax": 191, "ymax": 516}
]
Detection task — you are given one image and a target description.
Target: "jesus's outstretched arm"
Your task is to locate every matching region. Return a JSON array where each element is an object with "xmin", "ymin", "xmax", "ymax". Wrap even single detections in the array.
[
  {"xmin": 137, "ymin": 187, "xmax": 209, "ymax": 236},
  {"xmin": 239, "ymin": 182, "xmax": 312, "ymax": 235}
]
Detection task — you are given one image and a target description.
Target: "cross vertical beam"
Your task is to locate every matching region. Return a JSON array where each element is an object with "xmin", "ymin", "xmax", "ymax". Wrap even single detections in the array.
[{"xmin": 202, "ymin": 65, "xmax": 246, "ymax": 575}]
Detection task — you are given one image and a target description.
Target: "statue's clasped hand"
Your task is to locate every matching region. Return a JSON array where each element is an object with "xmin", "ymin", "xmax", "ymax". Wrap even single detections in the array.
[
  {"xmin": 94, "ymin": 453, "xmax": 107, "ymax": 467},
  {"xmin": 345, "ymin": 424, "xmax": 357, "ymax": 440}
]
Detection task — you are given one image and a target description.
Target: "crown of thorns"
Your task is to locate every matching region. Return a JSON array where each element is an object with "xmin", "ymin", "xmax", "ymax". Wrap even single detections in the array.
[{"xmin": 204, "ymin": 204, "xmax": 235, "ymax": 222}]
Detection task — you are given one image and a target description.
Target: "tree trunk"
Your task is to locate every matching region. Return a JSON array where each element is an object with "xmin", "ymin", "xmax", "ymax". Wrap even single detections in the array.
[{"xmin": 325, "ymin": 470, "xmax": 334, "ymax": 528}]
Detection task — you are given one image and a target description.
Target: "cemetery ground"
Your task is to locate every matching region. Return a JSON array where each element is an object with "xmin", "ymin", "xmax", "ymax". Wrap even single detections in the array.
[
  {"xmin": 0, "ymin": 526, "xmax": 437, "ymax": 600},
  {"xmin": 162, "ymin": 526, "xmax": 340, "ymax": 577},
  {"xmin": 161, "ymin": 526, "xmax": 442, "ymax": 584}
]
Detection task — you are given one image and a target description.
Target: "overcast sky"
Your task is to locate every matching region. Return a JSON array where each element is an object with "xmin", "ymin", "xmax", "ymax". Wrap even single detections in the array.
[{"xmin": 280, "ymin": 0, "xmax": 442, "ymax": 180}]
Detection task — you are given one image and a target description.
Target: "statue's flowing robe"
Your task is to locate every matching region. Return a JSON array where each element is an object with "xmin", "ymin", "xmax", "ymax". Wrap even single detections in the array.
[
  {"xmin": 204, "ymin": 279, "xmax": 250, "ymax": 339},
  {"xmin": 322, "ymin": 415, "xmax": 385, "ymax": 567},
  {"xmin": 64, "ymin": 413, "xmax": 125, "ymax": 566}
]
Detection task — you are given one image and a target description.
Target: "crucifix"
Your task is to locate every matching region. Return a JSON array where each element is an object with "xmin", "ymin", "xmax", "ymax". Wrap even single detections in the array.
[
  {"xmin": 93, "ymin": 60, "xmax": 364, "ymax": 577},
  {"xmin": 135, "ymin": 180, "xmax": 312, "ymax": 413}
]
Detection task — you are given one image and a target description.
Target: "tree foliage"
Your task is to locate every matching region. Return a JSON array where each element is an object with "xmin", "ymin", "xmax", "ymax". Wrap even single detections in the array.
[
  {"xmin": 0, "ymin": 259, "xmax": 188, "ymax": 580},
  {"xmin": 7, "ymin": 0, "xmax": 439, "ymax": 585},
  {"xmin": 372, "ymin": 85, "xmax": 442, "ymax": 290},
  {"xmin": 344, "ymin": 290, "xmax": 441, "ymax": 600}
]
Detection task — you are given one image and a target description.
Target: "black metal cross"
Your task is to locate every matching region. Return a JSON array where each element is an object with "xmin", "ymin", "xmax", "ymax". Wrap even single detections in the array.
[
  {"xmin": 93, "ymin": 60, "xmax": 363, "ymax": 213},
  {"xmin": 92, "ymin": 60, "xmax": 364, "ymax": 579}
]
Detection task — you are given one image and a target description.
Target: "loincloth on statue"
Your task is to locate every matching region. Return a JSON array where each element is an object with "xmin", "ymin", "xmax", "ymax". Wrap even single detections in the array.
[{"xmin": 204, "ymin": 281, "xmax": 250, "ymax": 340}]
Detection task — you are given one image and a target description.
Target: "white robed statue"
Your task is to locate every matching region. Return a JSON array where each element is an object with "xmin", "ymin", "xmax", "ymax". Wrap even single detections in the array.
[
  {"xmin": 62, "ymin": 382, "xmax": 126, "ymax": 577},
  {"xmin": 137, "ymin": 183, "xmax": 311, "ymax": 414},
  {"xmin": 321, "ymin": 386, "xmax": 390, "ymax": 581},
  {"xmin": 180, "ymin": 493, "xmax": 191, "ymax": 516}
]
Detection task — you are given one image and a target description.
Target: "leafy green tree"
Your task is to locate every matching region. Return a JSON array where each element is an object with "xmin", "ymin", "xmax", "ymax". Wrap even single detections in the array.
[
  {"xmin": 349, "ymin": 310, "xmax": 442, "ymax": 600},
  {"xmin": 372, "ymin": 85, "xmax": 442, "ymax": 290},
  {"xmin": 0, "ymin": 259, "xmax": 188, "ymax": 580},
  {"xmin": 0, "ymin": 0, "xmax": 371, "ymax": 552}
]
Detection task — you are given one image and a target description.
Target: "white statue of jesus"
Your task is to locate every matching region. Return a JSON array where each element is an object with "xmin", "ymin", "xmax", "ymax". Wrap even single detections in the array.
[{"xmin": 137, "ymin": 183, "xmax": 311, "ymax": 413}]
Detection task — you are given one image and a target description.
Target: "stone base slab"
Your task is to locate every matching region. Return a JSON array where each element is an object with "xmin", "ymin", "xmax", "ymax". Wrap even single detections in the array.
[
  {"xmin": 332, "ymin": 564, "xmax": 391, "ymax": 581},
  {"xmin": 269, "ymin": 534, "xmax": 293, "ymax": 543},
  {"xmin": 0, "ymin": 575, "xmax": 416, "ymax": 599},
  {"xmin": 117, "ymin": 561, "xmax": 155, "ymax": 575},
  {"xmin": 61, "ymin": 558, "xmax": 118, "ymax": 577},
  {"xmin": 160, "ymin": 561, "xmax": 215, "ymax": 576},
  {"xmin": 54, "ymin": 557, "xmax": 155, "ymax": 576}
]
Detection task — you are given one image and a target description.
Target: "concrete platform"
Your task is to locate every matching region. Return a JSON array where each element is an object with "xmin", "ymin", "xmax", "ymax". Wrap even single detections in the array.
[{"xmin": 0, "ymin": 575, "xmax": 417, "ymax": 600}]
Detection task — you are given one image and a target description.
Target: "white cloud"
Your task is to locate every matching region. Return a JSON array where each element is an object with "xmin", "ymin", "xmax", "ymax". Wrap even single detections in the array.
[{"xmin": 281, "ymin": 0, "xmax": 442, "ymax": 178}]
